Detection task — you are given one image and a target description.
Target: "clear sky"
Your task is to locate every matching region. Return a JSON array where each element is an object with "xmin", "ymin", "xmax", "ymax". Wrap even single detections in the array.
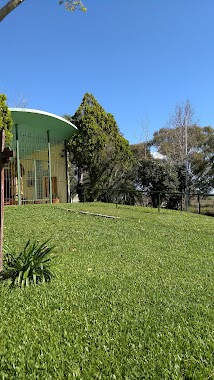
[{"xmin": 1, "ymin": 0, "xmax": 214, "ymax": 144}]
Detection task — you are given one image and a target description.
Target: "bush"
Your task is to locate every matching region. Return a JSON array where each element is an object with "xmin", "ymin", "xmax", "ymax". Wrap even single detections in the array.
[{"xmin": 2, "ymin": 240, "xmax": 55, "ymax": 288}]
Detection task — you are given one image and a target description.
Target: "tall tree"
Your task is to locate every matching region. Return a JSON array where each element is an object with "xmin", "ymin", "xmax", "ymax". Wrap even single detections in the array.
[
  {"xmin": 150, "ymin": 100, "xmax": 214, "ymax": 193},
  {"xmin": 190, "ymin": 126, "xmax": 214, "ymax": 191},
  {"xmin": 0, "ymin": 0, "xmax": 86, "ymax": 22},
  {"xmin": 151, "ymin": 100, "xmax": 195, "ymax": 164},
  {"xmin": 65, "ymin": 93, "xmax": 133, "ymax": 201},
  {"xmin": 151, "ymin": 123, "xmax": 214, "ymax": 192}
]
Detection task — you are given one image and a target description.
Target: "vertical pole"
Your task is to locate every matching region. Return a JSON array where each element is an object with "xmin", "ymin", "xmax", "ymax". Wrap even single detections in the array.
[
  {"xmin": 34, "ymin": 159, "xmax": 37, "ymax": 202},
  {"xmin": 15, "ymin": 124, "xmax": 21, "ymax": 205},
  {"xmin": 158, "ymin": 192, "xmax": 161, "ymax": 212},
  {"xmin": 185, "ymin": 123, "xmax": 188, "ymax": 212},
  {"xmin": 47, "ymin": 131, "xmax": 52, "ymax": 204},
  {"xmin": 64, "ymin": 140, "xmax": 69, "ymax": 203},
  {"xmin": 198, "ymin": 194, "xmax": 201, "ymax": 215},
  {"xmin": 0, "ymin": 129, "xmax": 5, "ymax": 272}
]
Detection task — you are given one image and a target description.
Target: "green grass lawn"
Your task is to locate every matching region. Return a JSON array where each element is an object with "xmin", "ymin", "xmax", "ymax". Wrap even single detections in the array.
[{"xmin": 0, "ymin": 203, "xmax": 214, "ymax": 379}]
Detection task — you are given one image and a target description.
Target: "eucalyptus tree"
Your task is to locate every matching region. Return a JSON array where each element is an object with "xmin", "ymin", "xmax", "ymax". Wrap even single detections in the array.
[
  {"xmin": 190, "ymin": 126, "xmax": 214, "ymax": 192},
  {"xmin": 151, "ymin": 100, "xmax": 196, "ymax": 165},
  {"xmin": 0, "ymin": 0, "xmax": 86, "ymax": 22},
  {"xmin": 150, "ymin": 100, "xmax": 214, "ymax": 193},
  {"xmin": 151, "ymin": 123, "xmax": 214, "ymax": 192}
]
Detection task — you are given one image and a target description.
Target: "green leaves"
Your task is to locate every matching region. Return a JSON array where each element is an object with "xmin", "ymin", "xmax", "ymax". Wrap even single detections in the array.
[
  {"xmin": 65, "ymin": 93, "xmax": 133, "ymax": 202},
  {"xmin": 150, "ymin": 100, "xmax": 214, "ymax": 192},
  {"xmin": 3, "ymin": 239, "xmax": 55, "ymax": 288},
  {"xmin": 58, "ymin": 1, "xmax": 87, "ymax": 12},
  {"xmin": 136, "ymin": 157, "xmax": 182, "ymax": 208}
]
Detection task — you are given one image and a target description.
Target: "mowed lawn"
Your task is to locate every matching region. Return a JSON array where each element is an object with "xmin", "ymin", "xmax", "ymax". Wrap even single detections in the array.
[{"xmin": 0, "ymin": 203, "xmax": 214, "ymax": 379}]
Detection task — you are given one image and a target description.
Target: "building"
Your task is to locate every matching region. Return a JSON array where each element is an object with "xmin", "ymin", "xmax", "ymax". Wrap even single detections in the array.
[{"xmin": 5, "ymin": 108, "xmax": 77, "ymax": 205}]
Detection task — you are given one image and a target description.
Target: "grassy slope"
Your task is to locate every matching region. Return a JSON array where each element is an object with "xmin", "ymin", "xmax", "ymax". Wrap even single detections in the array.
[{"xmin": 0, "ymin": 203, "xmax": 214, "ymax": 379}]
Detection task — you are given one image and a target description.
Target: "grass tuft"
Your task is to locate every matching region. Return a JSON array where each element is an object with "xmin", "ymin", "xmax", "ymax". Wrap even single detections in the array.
[{"xmin": 2, "ymin": 239, "xmax": 55, "ymax": 288}]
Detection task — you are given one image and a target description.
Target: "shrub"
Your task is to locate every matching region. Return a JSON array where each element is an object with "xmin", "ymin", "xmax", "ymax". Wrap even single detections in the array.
[{"xmin": 2, "ymin": 240, "xmax": 55, "ymax": 288}]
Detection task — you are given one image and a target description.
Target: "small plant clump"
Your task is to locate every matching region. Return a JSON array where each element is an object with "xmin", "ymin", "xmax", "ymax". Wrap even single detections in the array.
[{"xmin": 2, "ymin": 239, "xmax": 55, "ymax": 288}]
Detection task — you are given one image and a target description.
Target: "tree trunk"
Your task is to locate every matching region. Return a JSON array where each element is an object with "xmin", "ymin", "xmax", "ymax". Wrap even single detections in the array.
[
  {"xmin": 0, "ymin": 0, "xmax": 24, "ymax": 22},
  {"xmin": 76, "ymin": 167, "xmax": 84, "ymax": 202}
]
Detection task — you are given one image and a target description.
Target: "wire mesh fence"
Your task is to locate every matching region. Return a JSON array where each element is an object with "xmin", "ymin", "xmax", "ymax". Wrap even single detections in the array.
[
  {"xmin": 188, "ymin": 194, "xmax": 214, "ymax": 216},
  {"xmin": 4, "ymin": 134, "xmax": 214, "ymax": 218},
  {"xmin": 4, "ymin": 129, "xmax": 68, "ymax": 205},
  {"xmin": 71, "ymin": 187, "xmax": 214, "ymax": 216}
]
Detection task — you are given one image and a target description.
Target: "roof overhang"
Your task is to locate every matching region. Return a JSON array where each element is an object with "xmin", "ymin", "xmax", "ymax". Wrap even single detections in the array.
[{"xmin": 9, "ymin": 108, "xmax": 77, "ymax": 141}]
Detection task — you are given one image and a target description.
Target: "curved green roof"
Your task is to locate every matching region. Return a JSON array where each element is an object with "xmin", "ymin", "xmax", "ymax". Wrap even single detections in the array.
[{"xmin": 9, "ymin": 108, "xmax": 77, "ymax": 141}]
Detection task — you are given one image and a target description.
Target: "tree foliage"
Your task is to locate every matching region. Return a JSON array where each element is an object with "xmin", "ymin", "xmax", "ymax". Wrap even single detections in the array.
[
  {"xmin": 59, "ymin": 0, "xmax": 86, "ymax": 11},
  {"xmin": 136, "ymin": 157, "xmax": 181, "ymax": 208},
  {"xmin": 151, "ymin": 125, "xmax": 214, "ymax": 192},
  {"xmin": 190, "ymin": 126, "xmax": 214, "ymax": 191},
  {"xmin": 152, "ymin": 125, "xmax": 206, "ymax": 163},
  {"xmin": 151, "ymin": 100, "xmax": 195, "ymax": 164},
  {"xmin": 150, "ymin": 100, "xmax": 214, "ymax": 192},
  {"xmin": 0, "ymin": 94, "xmax": 13, "ymax": 145},
  {"xmin": 130, "ymin": 142, "xmax": 152, "ymax": 161},
  {"xmin": 0, "ymin": 0, "xmax": 86, "ymax": 22},
  {"xmin": 66, "ymin": 93, "xmax": 133, "ymax": 201}
]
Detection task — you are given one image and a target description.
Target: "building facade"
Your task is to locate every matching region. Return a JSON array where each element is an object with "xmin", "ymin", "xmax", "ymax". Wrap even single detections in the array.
[{"xmin": 5, "ymin": 108, "xmax": 77, "ymax": 205}]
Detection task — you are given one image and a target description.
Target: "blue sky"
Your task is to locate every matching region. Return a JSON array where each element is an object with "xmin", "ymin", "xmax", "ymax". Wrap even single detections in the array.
[{"xmin": 1, "ymin": 0, "xmax": 214, "ymax": 144}]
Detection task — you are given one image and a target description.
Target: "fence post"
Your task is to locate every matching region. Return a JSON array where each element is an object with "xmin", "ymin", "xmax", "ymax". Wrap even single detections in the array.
[
  {"xmin": 33, "ymin": 159, "xmax": 37, "ymax": 202},
  {"xmin": 185, "ymin": 190, "xmax": 189, "ymax": 212},
  {"xmin": 47, "ymin": 130, "xmax": 52, "ymax": 204},
  {"xmin": 198, "ymin": 194, "xmax": 201, "ymax": 214},
  {"xmin": 180, "ymin": 193, "xmax": 183, "ymax": 211},
  {"xmin": 15, "ymin": 124, "xmax": 22, "ymax": 205},
  {"xmin": 158, "ymin": 192, "xmax": 161, "ymax": 212}
]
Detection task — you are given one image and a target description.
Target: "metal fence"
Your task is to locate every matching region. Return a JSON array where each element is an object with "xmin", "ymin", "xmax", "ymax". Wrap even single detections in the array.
[
  {"xmin": 4, "ymin": 129, "xmax": 68, "ymax": 205},
  {"xmin": 72, "ymin": 188, "xmax": 214, "ymax": 216}
]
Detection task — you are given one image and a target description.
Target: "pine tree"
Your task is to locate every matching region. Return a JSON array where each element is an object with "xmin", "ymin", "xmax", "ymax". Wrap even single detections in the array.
[{"xmin": 65, "ymin": 93, "xmax": 133, "ymax": 201}]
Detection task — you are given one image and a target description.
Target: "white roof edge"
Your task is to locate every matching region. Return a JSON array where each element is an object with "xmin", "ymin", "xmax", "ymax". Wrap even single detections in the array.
[{"xmin": 9, "ymin": 108, "xmax": 77, "ymax": 130}]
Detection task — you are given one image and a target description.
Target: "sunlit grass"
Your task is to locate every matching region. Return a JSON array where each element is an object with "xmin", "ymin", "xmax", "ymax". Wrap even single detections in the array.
[{"xmin": 0, "ymin": 203, "xmax": 214, "ymax": 379}]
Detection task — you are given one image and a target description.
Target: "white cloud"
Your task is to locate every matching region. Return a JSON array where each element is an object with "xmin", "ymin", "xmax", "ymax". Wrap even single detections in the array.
[{"xmin": 151, "ymin": 151, "xmax": 165, "ymax": 159}]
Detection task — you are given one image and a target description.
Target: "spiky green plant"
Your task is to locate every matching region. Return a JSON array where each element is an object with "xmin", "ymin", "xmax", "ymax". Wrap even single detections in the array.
[{"xmin": 3, "ymin": 240, "xmax": 55, "ymax": 288}]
